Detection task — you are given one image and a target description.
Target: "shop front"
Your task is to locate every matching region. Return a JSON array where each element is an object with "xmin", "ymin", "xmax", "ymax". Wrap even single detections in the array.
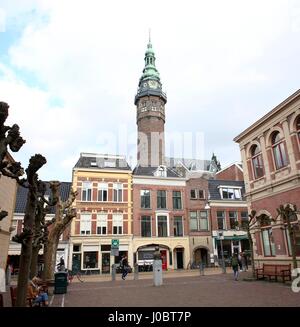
[
  {"xmin": 136, "ymin": 244, "xmax": 170, "ymax": 271},
  {"xmin": 213, "ymin": 234, "xmax": 249, "ymax": 266}
]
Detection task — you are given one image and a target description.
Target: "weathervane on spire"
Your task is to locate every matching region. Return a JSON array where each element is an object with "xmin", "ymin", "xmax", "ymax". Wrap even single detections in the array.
[{"xmin": 149, "ymin": 28, "xmax": 151, "ymax": 43}]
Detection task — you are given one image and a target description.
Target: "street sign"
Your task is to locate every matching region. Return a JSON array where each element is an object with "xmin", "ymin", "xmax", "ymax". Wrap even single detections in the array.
[
  {"xmin": 111, "ymin": 239, "xmax": 119, "ymax": 249},
  {"xmin": 111, "ymin": 248, "xmax": 119, "ymax": 256}
]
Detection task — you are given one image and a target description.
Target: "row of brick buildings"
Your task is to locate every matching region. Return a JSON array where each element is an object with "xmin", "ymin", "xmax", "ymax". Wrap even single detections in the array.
[{"xmin": 7, "ymin": 159, "xmax": 248, "ymax": 274}]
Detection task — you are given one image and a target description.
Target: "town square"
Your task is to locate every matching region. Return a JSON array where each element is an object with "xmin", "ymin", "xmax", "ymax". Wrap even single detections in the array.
[{"xmin": 0, "ymin": 0, "xmax": 300, "ymax": 318}]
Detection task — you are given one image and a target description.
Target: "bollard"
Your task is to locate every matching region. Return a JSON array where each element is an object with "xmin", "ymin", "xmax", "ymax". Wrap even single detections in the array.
[
  {"xmin": 111, "ymin": 264, "xmax": 116, "ymax": 281},
  {"xmin": 134, "ymin": 263, "xmax": 139, "ymax": 280},
  {"xmin": 153, "ymin": 260, "xmax": 163, "ymax": 286},
  {"xmin": 199, "ymin": 263, "xmax": 205, "ymax": 276}
]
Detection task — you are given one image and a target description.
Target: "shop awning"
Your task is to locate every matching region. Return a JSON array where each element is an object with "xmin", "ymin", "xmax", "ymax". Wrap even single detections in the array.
[{"xmin": 216, "ymin": 235, "xmax": 248, "ymax": 241}]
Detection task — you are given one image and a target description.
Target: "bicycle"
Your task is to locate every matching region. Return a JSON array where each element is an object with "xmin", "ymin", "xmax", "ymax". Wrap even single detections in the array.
[{"xmin": 68, "ymin": 269, "xmax": 84, "ymax": 283}]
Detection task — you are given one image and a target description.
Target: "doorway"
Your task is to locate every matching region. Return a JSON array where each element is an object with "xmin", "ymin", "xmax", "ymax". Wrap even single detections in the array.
[
  {"xmin": 102, "ymin": 252, "xmax": 110, "ymax": 274},
  {"xmin": 194, "ymin": 248, "xmax": 209, "ymax": 266},
  {"xmin": 160, "ymin": 250, "xmax": 167, "ymax": 270},
  {"xmin": 176, "ymin": 249, "xmax": 184, "ymax": 269}
]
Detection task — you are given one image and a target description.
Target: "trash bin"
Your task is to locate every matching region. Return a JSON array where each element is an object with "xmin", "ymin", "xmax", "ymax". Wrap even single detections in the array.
[{"xmin": 54, "ymin": 271, "xmax": 68, "ymax": 294}]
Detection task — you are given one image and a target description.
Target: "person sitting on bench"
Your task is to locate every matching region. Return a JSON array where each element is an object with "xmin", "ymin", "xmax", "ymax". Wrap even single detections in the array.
[{"xmin": 28, "ymin": 277, "xmax": 49, "ymax": 307}]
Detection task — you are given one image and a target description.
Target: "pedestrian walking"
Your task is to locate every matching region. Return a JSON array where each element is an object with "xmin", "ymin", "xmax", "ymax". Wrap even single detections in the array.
[
  {"xmin": 121, "ymin": 255, "xmax": 129, "ymax": 280},
  {"xmin": 243, "ymin": 252, "xmax": 248, "ymax": 271},
  {"xmin": 238, "ymin": 252, "xmax": 243, "ymax": 271},
  {"xmin": 231, "ymin": 254, "xmax": 239, "ymax": 281}
]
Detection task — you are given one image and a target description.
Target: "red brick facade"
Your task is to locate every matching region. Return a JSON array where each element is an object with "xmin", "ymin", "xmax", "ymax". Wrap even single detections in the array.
[
  {"xmin": 133, "ymin": 183, "xmax": 187, "ymax": 237},
  {"xmin": 216, "ymin": 164, "xmax": 244, "ymax": 181},
  {"xmin": 235, "ymin": 89, "xmax": 300, "ymax": 265}
]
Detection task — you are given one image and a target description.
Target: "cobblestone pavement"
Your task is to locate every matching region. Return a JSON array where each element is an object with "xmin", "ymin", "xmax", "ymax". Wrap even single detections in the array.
[
  {"xmin": 50, "ymin": 271, "xmax": 299, "ymax": 307},
  {"xmin": 2, "ymin": 270, "xmax": 299, "ymax": 307}
]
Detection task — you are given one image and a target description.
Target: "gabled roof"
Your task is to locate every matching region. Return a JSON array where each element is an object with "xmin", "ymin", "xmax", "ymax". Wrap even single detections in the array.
[
  {"xmin": 208, "ymin": 179, "xmax": 246, "ymax": 201},
  {"xmin": 133, "ymin": 165, "xmax": 181, "ymax": 178},
  {"xmin": 165, "ymin": 157, "xmax": 217, "ymax": 172},
  {"xmin": 215, "ymin": 162, "xmax": 243, "ymax": 175},
  {"xmin": 15, "ymin": 182, "xmax": 72, "ymax": 214},
  {"xmin": 74, "ymin": 153, "xmax": 131, "ymax": 171}
]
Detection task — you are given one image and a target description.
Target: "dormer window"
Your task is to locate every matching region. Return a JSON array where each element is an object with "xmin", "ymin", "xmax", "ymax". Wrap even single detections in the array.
[
  {"xmin": 156, "ymin": 165, "xmax": 167, "ymax": 177},
  {"xmin": 219, "ymin": 186, "xmax": 242, "ymax": 200}
]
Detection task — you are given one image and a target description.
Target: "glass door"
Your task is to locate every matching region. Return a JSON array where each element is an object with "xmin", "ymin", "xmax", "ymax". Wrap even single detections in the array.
[{"xmin": 102, "ymin": 252, "xmax": 110, "ymax": 274}]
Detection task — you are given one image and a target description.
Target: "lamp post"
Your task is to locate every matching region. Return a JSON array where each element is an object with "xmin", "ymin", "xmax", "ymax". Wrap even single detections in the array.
[
  {"xmin": 218, "ymin": 232, "xmax": 226, "ymax": 274},
  {"xmin": 204, "ymin": 203, "xmax": 211, "ymax": 269}
]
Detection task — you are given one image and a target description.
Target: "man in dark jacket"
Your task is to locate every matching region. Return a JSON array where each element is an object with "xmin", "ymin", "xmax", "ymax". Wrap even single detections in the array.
[
  {"xmin": 121, "ymin": 255, "xmax": 128, "ymax": 280},
  {"xmin": 231, "ymin": 254, "xmax": 239, "ymax": 281}
]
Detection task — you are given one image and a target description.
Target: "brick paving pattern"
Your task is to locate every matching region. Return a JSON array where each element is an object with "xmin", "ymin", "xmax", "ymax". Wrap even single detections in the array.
[{"xmin": 2, "ymin": 270, "xmax": 299, "ymax": 307}]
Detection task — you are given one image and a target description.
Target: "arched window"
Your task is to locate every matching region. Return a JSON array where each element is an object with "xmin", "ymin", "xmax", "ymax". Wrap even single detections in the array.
[
  {"xmin": 296, "ymin": 116, "xmax": 300, "ymax": 142},
  {"xmin": 251, "ymin": 144, "xmax": 264, "ymax": 179},
  {"xmin": 271, "ymin": 131, "xmax": 288, "ymax": 170}
]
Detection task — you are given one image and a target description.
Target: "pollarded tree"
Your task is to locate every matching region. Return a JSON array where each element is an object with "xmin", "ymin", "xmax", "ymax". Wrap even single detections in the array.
[
  {"xmin": 30, "ymin": 181, "xmax": 60, "ymax": 279},
  {"xmin": 42, "ymin": 182, "xmax": 78, "ymax": 281},
  {"xmin": 0, "ymin": 101, "xmax": 26, "ymax": 219},
  {"xmin": 9, "ymin": 154, "xmax": 47, "ymax": 306},
  {"xmin": 239, "ymin": 210, "xmax": 274, "ymax": 277},
  {"xmin": 277, "ymin": 204, "xmax": 299, "ymax": 270}
]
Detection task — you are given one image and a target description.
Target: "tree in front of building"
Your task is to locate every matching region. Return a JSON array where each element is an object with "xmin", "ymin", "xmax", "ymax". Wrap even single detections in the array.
[
  {"xmin": 0, "ymin": 101, "xmax": 26, "ymax": 220},
  {"xmin": 30, "ymin": 181, "xmax": 60, "ymax": 279},
  {"xmin": 42, "ymin": 182, "xmax": 77, "ymax": 281},
  {"xmin": 239, "ymin": 210, "xmax": 274, "ymax": 277},
  {"xmin": 12, "ymin": 154, "xmax": 47, "ymax": 306},
  {"xmin": 277, "ymin": 204, "xmax": 299, "ymax": 270}
]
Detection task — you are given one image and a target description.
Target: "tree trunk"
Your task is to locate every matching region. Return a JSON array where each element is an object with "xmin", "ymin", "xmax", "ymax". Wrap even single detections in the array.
[
  {"xmin": 247, "ymin": 229, "xmax": 255, "ymax": 277},
  {"xmin": 43, "ymin": 233, "xmax": 60, "ymax": 281},
  {"xmin": 287, "ymin": 218, "xmax": 298, "ymax": 270},
  {"xmin": 15, "ymin": 191, "xmax": 35, "ymax": 307},
  {"xmin": 30, "ymin": 246, "xmax": 40, "ymax": 279}
]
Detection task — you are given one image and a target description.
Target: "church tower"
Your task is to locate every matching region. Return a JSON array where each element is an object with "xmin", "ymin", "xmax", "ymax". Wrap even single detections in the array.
[{"xmin": 134, "ymin": 37, "xmax": 167, "ymax": 167}]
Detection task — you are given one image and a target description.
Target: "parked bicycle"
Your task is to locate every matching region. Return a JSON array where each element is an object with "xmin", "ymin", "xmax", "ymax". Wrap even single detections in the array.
[{"xmin": 67, "ymin": 269, "xmax": 84, "ymax": 283}]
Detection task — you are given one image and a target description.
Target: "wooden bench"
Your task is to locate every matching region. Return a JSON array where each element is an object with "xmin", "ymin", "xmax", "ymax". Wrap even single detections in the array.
[
  {"xmin": 256, "ymin": 264, "xmax": 291, "ymax": 283},
  {"xmin": 10, "ymin": 286, "xmax": 34, "ymax": 307}
]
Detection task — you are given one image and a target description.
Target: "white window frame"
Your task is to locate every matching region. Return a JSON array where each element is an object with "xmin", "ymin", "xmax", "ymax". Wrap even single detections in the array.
[
  {"xmin": 80, "ymin": 213, "xmax": 92, "ymax": 235},
  {"xmin": 198, "ymin": 190, "xmax": 205, "ymax": 199},
  {"xmin": 82, "ymin": 181, "xmax": 92, "ymax": 201},
  {"xmin": 229, "ymin": 211, "xmax": 238, "ymax": 229},
  {"xmin": 189, "ymin": 211, "xmax": 198, "ymax": 231},
  {"xmin": 217, "ymin": 211, "xmax": 226, "ymax": 230},
  {"xmin": 219, "ymin": 186, "xmax": 242, "ymax": 200},
  {"xmin": 112, "ymin": 213, "xmax": 123, "ymax": 235},
  {"xmin": 97, "ymin": 213, "xmax": 108, "ymax": 235},
  {"xmin": 113, "ymin": 183, "xmax": 123, "ymax": 202},
  {"xmin": 97, "ymin": 182, "xmax": 108, "ymax": 202},
  {"xmin": 199, "ymin": 210, "xmax": 209, "ymax": 231},
  {"xmin": 173, "ymin": 216, "xmax": 184, "ymax": 236},
  {"xmin": 156, "ymin": 213, "xmax": 169, "ymax": 237},
  {"xmin": 140, "ymin": 215, "xmax": 152, "ymax": 237}
]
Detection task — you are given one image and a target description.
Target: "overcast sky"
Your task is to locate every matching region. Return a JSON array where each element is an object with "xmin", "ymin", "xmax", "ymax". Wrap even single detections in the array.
[{"xmin": 1, "ymin": 0, "xmax": 300, "ymax": 182}]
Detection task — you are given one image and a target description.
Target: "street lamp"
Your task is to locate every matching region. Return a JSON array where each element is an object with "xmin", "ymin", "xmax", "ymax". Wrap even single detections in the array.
[
  {"xmin": 218, "ymin": 231, "xmax": 226, "ymax": 274},
  {"xmin": 205, "ymin": 202, "xmax": 226, "ymax": 273}
]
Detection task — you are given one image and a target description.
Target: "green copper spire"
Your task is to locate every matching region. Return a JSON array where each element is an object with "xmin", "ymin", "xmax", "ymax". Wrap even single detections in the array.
[
  {"xmin": 139, "ymin": 37, "xmax": 160, "ymax": 83},
  {"xmin": 134, "ymin": 34, "xmax": 167, "ymax": 105}
]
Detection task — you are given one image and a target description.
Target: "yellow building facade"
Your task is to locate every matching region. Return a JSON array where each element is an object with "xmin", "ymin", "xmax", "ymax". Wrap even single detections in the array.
[{"xmin": 69, "ymin": 153, "xmax": 133, "ymax": 274}]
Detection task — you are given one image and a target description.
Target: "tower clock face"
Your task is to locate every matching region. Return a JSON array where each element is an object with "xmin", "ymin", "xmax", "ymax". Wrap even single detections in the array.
[{"xmin": 148, "ymin": 80, "xmax": 158, "ymax": 89}]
